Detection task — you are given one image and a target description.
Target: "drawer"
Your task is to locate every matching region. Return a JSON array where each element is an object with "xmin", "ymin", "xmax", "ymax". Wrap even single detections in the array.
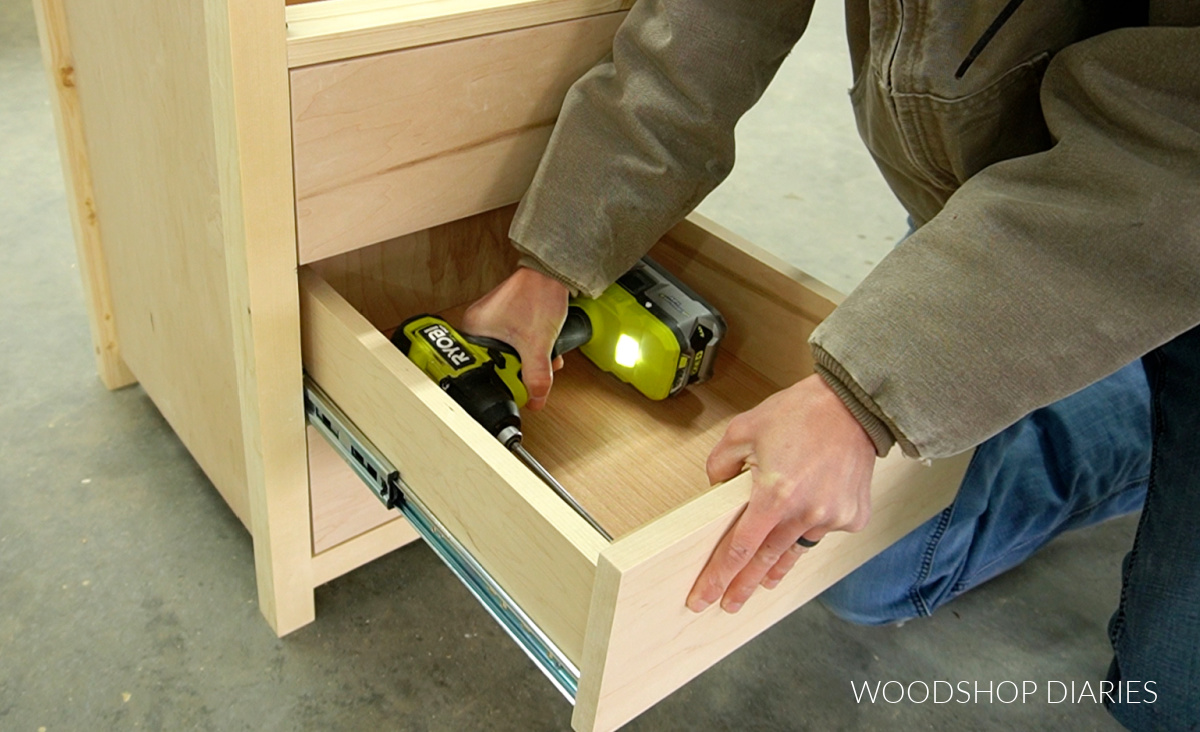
[
  {"xmin": 290, "ymin": 11, "xmax": 627, "ymax": 263},
  {"xmin": 298, "ymin": 207, "xmax": 972, "ymax": 731}
]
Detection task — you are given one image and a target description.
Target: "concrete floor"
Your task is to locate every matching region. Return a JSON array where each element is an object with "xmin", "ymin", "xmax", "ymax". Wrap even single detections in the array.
[{"xmin": 2, "ymin": 0, "xmax": 1133, "ymax": 729}]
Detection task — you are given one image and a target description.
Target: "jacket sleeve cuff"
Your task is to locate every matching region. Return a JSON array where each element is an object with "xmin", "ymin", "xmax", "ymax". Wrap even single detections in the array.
[
  {"xmin": 515, "ymin": 254, "xmax": 585, "ymax": 298},
  {"xmin": 811, "ymin": 344, "xmax": 920, "ymax": 458}
]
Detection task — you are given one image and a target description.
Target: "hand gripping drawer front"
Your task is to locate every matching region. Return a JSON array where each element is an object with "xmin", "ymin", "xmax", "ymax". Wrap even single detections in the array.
[
  {"xmin": 290, "ymin": 11, "xmax": 626, "ymax": 263},
  {"xmin": 298, "ymin": 212, "xmax": 972, "ymax": 731}
]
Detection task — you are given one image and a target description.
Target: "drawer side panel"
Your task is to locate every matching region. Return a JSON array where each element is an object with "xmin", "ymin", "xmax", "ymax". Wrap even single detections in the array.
[
  {"xmin": 299, "ymin": 267, "xmax": 604, "ymax": 664},
  {"xmin": 653, "ymin": 214, "xmax": 844, "ymax": 391}
]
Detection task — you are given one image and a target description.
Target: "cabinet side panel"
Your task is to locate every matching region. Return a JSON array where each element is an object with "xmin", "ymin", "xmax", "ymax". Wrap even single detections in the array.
[
  {"xmin": 61, "ymin": 0, "xmax": 249, "ymax": 521},
  {"xmin": 574, "ymin": 452, "xmax": 973, "ymax": 732},
  {"xmin": 33, "ymin": 0, "xmax": 137, "ymax": 390}
]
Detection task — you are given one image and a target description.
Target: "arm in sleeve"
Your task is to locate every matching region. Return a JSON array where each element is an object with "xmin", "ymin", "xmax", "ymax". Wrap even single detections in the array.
[
  {"xmin": 811, "ymin": 26, "xmax": 1200, "ymax": 459},
  {"xmin": 511, "ymin": 0, "xmax": 816, "ymax": 297}
]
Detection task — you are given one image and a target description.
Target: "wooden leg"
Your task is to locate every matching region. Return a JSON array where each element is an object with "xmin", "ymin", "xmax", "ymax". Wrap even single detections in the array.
[
  {"xmin": 203, "ymin": 0, "xmax": 317, "ymax": 635},
  {"xmin": 33, "ymin": 0, "xmax": 137, "ymax": 391}
]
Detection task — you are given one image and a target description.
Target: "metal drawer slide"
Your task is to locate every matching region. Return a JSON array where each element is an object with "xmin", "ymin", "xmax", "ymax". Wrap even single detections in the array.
[{"xmin": 303, "ymin": 378, "xmax": 580, "ymax": 701}]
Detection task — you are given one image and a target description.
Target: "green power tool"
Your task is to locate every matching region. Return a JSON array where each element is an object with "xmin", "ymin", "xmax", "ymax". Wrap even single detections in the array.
[
  {"xmin": 569, "ymin": 257, "xmax": 727, "ymax": 400},
  {"xmin": 391, "ymin": 257, "xmax": 726, "ymax": 539}
]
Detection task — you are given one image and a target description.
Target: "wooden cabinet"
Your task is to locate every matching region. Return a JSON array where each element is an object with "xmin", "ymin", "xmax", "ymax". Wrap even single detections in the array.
[{"xmin": 35, "ymin": 1, "xmax": 970, "ymax": 729}]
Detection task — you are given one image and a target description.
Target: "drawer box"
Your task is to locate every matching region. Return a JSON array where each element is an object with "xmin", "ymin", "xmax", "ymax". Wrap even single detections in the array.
[{"xmin": 298, "ymin": 207, "xmax": 971, "ymax": 731}]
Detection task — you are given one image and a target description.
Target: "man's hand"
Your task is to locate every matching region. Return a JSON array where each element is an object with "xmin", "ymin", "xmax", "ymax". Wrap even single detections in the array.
[
  {"xmin": 462, "ymin": 267, "xmax": 570, "ymax": 411},
  {"xmin": 687, "ymin": 374, "xmax": 877, "ymax": 613}
]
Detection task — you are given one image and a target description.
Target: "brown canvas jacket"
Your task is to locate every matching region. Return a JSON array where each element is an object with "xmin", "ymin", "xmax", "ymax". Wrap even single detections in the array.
[{"xmin": 510, "ymin": 0, "xmax": 1200, "ymax": 459}]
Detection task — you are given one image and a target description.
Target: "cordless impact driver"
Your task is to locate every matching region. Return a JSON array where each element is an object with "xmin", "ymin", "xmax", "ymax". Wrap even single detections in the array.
[{"xmin": 391, "ymin": 257, "xmax": 726, "ymax": 539}]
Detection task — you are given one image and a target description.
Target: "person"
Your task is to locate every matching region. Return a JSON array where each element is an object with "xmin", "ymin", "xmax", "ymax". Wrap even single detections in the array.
[{"xmin": 460, "ymin": 0, "xmax": 1200, "ymax": 727}]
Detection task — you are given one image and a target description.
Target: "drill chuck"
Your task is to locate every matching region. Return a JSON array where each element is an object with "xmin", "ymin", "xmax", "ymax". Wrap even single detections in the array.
[{"xmin": 441, "ymin": 366, "xmax": 522, "ymax": 441}]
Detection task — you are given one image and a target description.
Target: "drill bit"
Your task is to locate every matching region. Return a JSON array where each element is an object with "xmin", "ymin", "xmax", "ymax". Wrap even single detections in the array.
[{"xmin": 510, "ymin": 441, "xmax": 613, "ymax": 542}]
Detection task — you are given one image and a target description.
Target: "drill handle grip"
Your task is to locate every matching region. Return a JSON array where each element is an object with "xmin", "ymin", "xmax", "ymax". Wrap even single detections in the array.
[{"xmin": 552, "ymin": 307, "xmax": 593, "ymax": 359}]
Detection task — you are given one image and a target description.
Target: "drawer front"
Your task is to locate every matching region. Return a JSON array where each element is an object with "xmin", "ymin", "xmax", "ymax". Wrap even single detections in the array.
[
  {"xmin": 291, "ymin": 12, "xmax": 625, "ymax": 263},
  {"xmin": 574, "ymin": 451, "xmax": 971, "ymax": 731}
]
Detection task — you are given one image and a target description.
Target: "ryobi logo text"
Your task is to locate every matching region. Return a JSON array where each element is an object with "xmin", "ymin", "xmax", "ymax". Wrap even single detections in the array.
[{"xmin": 419, "ymin": 323, "xmax": 476, "ymax": 369}]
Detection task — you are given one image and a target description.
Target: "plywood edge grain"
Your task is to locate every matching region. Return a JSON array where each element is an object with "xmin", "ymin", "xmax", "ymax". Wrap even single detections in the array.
[
  {"xmin": 573, "ymin": 450, "xmax": 974, "ymax": 732},
  {"xmin": 286, "ymin": 0, "xmax": 632, "ymax": 67},
  {"xmin": 300, "ymin": 266, "xmax": 605, "ymax": 664}
]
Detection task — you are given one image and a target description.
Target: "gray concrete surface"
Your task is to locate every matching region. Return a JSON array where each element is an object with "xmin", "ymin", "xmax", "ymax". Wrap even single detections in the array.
[{"xmin": 2, "ymin": 0, "xmax": 1132, "ymax": 729}]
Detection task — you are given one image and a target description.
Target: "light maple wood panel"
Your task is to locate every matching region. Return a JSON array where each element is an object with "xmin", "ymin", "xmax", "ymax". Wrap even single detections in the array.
[
  {"xmin": 653, "ymin": 215, "xmax": 844, "ymax": 390},
  {"xmin": 285, "ymin": 0, "xmax": 633, "ymax": 68},
  {"xmin": 33, "ymin": 0, "xmax": 137, "ymax": 391},
  {"xmin": 573, "ymin": 450, "xmax": 973, "ymax": 732},
  {"xmin": 291, "ymin": 12, "xmax": 624, "ymax": 263},
  {"xmin": 59, "ymin": 0, "xmax": 251, "ymax": 522},
  {"xmin": 300, "ymin": 267, "xmax": 606, "ymax": 665},
  {"xmin": 308, "ymin": 425, "xmax": 421, "ymax": 554},
  {"xmin": 311, "ymin": 512, "xmax": 428, "ymax": 585},
  {"xmin": 206, "ymin": 0, "xmax": 318, "ymax": 636},
  {"xmin": 49, "ymin": 0, "xmax": 316, "ymax": 633},
  {"xmin": 307, "ymin": 206, "xmax": 519, "ymax": 329},
  {"xmin": 521, "ymin": 352, "xmax": 775, "ymax": 540}
]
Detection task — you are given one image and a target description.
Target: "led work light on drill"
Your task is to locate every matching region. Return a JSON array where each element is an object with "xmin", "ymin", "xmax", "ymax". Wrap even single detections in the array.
[{"xmin": 391, "ymin": 257, "xmax": 726, "ymax": 540}]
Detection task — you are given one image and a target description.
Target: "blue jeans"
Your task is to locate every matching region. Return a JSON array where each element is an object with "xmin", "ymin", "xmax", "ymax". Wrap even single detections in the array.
[
  {"xmin": 820, "ymin": 340, "xmax": 1200, "ymax": 727},
  {"xmin": 821, "ymin": 360, "xmax": 1151, "ymax": 624},
  {"xmin": 1105, "ymin": 327, "xmax": 1200, "ymax": 729}
]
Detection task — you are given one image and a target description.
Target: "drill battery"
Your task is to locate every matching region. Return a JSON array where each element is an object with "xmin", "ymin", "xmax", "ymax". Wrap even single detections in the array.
[{"xmin": 572, "ymin": 257, "xmax": 726, "ymax": 400}]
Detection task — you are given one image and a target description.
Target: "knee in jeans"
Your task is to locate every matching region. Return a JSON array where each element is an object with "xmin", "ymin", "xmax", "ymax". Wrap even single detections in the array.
[{"xmin": 817, "ymin": 581, "xmax": 923, "ymax": 627}]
